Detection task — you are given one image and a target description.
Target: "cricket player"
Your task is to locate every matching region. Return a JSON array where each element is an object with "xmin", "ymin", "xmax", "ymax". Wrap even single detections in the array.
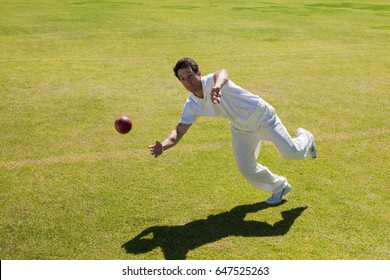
[{"xmin": 149, "ymin": 57, "xmax": 316, "ymax": 205}]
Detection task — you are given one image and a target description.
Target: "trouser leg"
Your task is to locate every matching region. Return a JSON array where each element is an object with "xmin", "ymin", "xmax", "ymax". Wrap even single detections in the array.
[
  {"xmin": 230, "ymin": 124, "xmax": 287, "ymax": 193},
  {"xmin": 260, "ymin": 116, "xmax": 312, "ymax": 160}
]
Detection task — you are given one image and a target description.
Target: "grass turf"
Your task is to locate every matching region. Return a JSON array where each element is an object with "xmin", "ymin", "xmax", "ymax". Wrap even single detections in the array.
[{"xmin": 0, "ymin": 0, "xmax": 389, "ymax": 259}]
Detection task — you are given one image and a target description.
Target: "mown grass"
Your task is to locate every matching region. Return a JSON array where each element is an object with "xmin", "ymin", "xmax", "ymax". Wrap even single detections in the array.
[{"xmin": 0, "ymin": 0, "xmax": 389, "ymax": 259}]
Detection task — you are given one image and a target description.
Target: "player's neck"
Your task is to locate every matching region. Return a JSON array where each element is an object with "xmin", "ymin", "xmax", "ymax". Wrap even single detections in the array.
[{"xmin": 193, "ymin": 90, "xmax": 204, "ymax": 99}]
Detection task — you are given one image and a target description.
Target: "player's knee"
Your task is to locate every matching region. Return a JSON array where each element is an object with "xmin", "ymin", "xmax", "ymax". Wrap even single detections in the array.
[{"xmin": 236, "ymin": 160, "xmax": 257, "ymax": 176}]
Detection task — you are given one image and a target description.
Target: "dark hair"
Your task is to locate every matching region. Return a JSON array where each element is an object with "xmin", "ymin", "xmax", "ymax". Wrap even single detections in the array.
[{"xmin": 173, "ymin": 57, "xmax": 199, "ymax": 79}]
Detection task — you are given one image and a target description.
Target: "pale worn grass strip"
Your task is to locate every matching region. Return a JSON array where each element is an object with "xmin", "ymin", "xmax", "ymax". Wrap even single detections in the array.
[
  {"xmin": 0, "ymin": 150, "xmax": 145, "ymax": 169},
  {"xmin": 316, "ymin": 128, "xmax": 390, "ymax": 141},
  {"xmin": 0, "ymin": 142, "xmax": 227, "ymax": 169},
  {"xmin": 1, "ymin": 129, "xmax": 388, "ymax": 169}
]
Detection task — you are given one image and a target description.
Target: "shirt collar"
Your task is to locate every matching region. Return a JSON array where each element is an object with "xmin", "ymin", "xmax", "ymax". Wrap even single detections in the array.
[
  {"xmin": 189, "ymin": 92, "xmax": 205, "ymax": 103},
  {"xmin": 188, "ymin": 76, "xmax": 207, "ymax": 103}
]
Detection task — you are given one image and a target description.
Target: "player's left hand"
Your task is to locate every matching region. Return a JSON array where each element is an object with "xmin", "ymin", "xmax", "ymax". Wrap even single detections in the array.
[{"xmin": 210, "ymin": 86, "xmax": 221, "ymax": 104}]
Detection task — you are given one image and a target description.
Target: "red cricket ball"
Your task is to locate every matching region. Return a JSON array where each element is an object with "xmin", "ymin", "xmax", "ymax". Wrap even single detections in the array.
[{"xmin": 115, "ymin": 116, "xmax": 132, "ymax": 134}]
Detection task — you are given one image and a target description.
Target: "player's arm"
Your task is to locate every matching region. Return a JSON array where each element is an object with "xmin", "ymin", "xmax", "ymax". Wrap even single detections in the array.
[
  {"xmin": 211, "ymin": 69, "xmax": 229, "ymax": 104},
  {"xmin": 148, "ymin": 123, "xmax": 192, "ymax": 158}
]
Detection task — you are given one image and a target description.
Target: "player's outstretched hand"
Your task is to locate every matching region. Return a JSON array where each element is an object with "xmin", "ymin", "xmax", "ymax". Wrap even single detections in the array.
[{"xmin": 148, "ymin": 141, "xmax": 163, "ymax": 158}]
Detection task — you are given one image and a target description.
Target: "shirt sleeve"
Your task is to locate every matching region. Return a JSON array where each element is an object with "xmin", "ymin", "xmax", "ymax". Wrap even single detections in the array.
[{"xmin": 179, "ymin": 100, "xmax": 198, "ymax": 124}]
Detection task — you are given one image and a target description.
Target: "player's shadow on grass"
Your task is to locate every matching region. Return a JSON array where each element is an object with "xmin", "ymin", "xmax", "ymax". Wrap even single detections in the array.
[{"xmin": 122, "ymin": 202, "xmax": 307, "ymax": 260}]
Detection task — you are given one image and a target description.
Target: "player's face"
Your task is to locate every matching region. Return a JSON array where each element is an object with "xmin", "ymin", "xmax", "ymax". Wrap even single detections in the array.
[{"xmin": 177, "ymin": 67, "xmax": 202, "ymax": 93}]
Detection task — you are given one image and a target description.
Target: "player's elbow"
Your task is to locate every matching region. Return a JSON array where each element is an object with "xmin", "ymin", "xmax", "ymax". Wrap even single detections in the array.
[
  {"xmin": 168, "ymin": 136, "xmax": 178, "ymax": 145},
  {"xmin": 220, "ymin": 69, "xmax": 229, "ymax": 80}
]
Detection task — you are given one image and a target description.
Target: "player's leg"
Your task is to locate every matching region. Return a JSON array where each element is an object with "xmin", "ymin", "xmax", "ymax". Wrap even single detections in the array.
[
  {"xmin": 260, "ymin": 116, "xmax": 315, "ymax": 160},
  {"xmin": 230, "ymin": 124, "xmax": 288, "ymax": 194}
]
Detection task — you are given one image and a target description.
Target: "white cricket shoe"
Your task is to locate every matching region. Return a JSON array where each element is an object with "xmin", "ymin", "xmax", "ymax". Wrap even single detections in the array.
[
  {"xmin": 266, "ymin": 184, "xmax": 291, "ymax": 205},
  {"xmin": 296, "ymin": 128, "xmax": 317, "ymax": 159},
  {"xmin": 309, "ymin": 140, "xmax": 317, "ymax": 159}
]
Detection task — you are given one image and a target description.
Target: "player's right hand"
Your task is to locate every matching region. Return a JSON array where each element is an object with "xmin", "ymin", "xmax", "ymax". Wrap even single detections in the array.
[
  {"xmin": 210, "ymin": 86, "xmax": 222, "ymax": 104},
  {"xmin": 148, "ymin": 141, "xmax": 163, "ymax": 158}
]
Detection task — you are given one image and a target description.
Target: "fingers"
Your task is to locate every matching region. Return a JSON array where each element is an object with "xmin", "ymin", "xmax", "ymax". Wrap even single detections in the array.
[
  {"xmin": 211, "ymin": 92, "xmax": 221, "ymax": 104},
  {"xmin": 149, "ymin": 149, "xmax": 159, "ymax": 158},
  {"xmin": 148, "ymin": 141, "xmax": 163, "ymax": 157},
  {"xmin": 211, "ymin": 87, "xmax": 221, "ymax": 104}
]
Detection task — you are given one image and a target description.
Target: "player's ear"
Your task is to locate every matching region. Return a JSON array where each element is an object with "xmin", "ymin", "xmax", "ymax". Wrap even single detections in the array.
[{"xmin": 197, "ymin": 69, "xmax": 202, "ymax": 76}]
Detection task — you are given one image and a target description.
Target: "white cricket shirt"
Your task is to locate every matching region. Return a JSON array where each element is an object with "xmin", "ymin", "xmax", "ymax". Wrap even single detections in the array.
[{"xmin": 179, "ymin": 73, "xmax": 275, "ymax": 131}]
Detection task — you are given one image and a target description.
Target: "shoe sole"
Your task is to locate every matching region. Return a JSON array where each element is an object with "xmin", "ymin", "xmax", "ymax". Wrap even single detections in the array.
[{"xmin": 310, "ymin": 143, "xmax": 317, "ymax": 159}]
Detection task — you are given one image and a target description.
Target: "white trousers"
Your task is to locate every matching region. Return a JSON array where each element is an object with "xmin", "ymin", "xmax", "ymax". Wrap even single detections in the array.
[{"xmin": 230, "ymin": 114, "xmax": 313, "ymax": 194}]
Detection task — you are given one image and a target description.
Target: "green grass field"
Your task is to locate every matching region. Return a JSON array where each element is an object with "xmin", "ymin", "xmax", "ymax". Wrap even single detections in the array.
[{"xmin": 1, "ymin": 0, "xmax": 389, "ymax": 260}]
